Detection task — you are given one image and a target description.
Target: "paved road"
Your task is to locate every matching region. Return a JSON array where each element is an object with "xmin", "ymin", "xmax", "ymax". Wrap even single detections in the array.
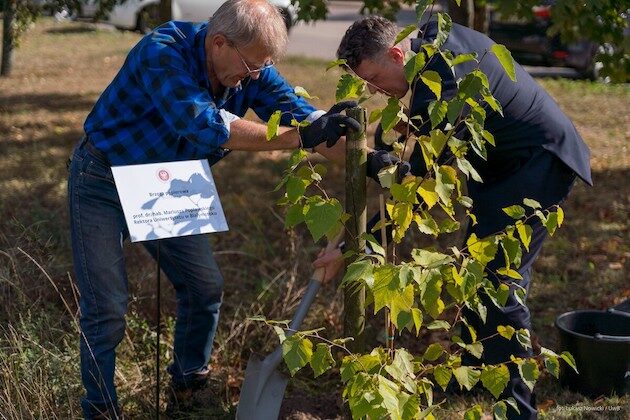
[
  {"xmin": 286, "ymin": 1, "xmax": 421, "ymax": 60},
  {"xmin": 286, "ymin": 1, "xmax": 581, "ymax": 79}
]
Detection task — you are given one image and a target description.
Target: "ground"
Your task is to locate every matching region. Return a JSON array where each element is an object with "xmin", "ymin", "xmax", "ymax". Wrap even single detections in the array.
[{"xmin": 0, "ymin": 19, "xmax": 628, "ymax": 419}]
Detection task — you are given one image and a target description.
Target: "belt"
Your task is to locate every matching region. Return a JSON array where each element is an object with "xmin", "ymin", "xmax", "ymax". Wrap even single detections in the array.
[
  {"xmin": 83, "ymin": 137, "xmax": 110, "ymax": 165},
  {"xmin": 67, "ymin": 136, "xmax": 110, "ymax": 170}
]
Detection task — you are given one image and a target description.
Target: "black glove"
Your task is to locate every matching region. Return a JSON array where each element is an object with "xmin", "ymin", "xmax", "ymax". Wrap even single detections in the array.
[
  {"xmin": 366, "ymin": 150, "xmax": 412, "ymax": 183},
  {"xmin": 300, "ymin": 101, "xmax": 362, "ymax": 149}
]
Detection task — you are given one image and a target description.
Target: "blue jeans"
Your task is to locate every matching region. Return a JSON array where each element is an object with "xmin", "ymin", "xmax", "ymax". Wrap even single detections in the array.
[{"xmin": 68, "ymin": 139, "xmax": 224, "ymax": 418}]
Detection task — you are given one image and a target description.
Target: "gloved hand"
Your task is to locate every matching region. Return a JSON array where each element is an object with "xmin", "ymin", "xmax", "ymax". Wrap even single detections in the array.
[
  {"xmin": 366, "ymin": 150, "xmax": 412, "ymax": 183},
  {"xmin": 300, "ymin": 101, "xmax": 362, "ymax": 149}
]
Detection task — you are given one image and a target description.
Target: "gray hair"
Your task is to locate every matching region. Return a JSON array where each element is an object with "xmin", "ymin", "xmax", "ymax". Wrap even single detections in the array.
[
  {"xmin": 207, "ymin": 0, "xmax": 288, "ymax": 58},
  {"xmin": 337, "ymin": 16, "xmax": 407, "ymax": 69}
]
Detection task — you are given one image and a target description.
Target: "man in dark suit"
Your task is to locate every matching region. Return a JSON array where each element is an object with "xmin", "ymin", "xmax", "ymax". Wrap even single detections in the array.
[{"xmin": 317, "ymin": 16, "xmax": 591, "ymax": 419}]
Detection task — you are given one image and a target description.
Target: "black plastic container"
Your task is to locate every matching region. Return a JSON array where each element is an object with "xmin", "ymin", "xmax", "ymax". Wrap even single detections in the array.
[{"xmin": 555, "ymin": 308, "xmax": 630, "ymax": 397}]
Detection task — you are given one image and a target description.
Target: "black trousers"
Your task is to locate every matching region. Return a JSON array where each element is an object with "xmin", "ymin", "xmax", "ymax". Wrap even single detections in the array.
[{"xmin": 461, "ymin": 149, "xmax": 577, "ymax": 420}]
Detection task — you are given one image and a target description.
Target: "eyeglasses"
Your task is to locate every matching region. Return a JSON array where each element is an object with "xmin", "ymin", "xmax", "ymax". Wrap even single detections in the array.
[{"xmin": 231, "ymin": 43, "xmax": 274, "ymax": 76}]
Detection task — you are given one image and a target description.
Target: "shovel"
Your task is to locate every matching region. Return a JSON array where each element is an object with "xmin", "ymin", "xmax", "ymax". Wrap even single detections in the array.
[{"xmin": 236, "ymin": 239, "xmax": 340, "ymax": 420}]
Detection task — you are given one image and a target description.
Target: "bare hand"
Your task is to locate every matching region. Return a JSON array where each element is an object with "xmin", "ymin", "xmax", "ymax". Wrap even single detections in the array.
[{"xmin": 312, "ymin": 247, "xmax": 344, "ymax": 284}]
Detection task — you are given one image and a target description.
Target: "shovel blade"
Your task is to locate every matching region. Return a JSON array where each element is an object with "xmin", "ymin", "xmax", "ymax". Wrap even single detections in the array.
[{"xmin": 237, "ymin": 355, "xmax": 288, "ymax": 420}]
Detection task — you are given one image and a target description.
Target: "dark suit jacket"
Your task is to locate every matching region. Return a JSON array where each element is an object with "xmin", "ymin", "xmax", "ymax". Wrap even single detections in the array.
[{"xmin": 408, "ymin": 21, "xmax": 592, "ymax": 186}]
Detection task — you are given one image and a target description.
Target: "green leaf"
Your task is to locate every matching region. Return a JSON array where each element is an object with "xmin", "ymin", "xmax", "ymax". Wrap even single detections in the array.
[
  {"xmin": 465, "ymin": 342, "xmax": 484, "ymax": 359},
  {"xmin": 452, "ymin": 52, "xmax": 478, "ymax": 66},
  {"xmin": 560, "ymin": 351, "xmax": 579, "ymax": 374},
  {"xmin": 428, "ymin": 101, "xmax": 447, "ymax": 129},
  {"xmin": 501, "ymin": 235, "xmax": 522, "ymax": 268},
  {"xmin": 369, "ymin": 108, "xmax": 383, "ymax": 124},
  {"xmin": 399, "ymin": 394, "xmax": 420, "ymax": 420},
  {"xmin": 404, "ymin": 50, "xmax": 426, "ymax": 83},
  {"xmin": 418, "ymin": 178, "xmax": 439, "ymax": 209},
  {"xmin": 523, "ymin": 198, "xmax": 541, "ymax": 209},
  {"xmin": 389, "ymin": 202, "xmax": 414, "ymax": 243},
  {"xmin": 411, "ymin": 249, "xmax": 454, "ymax": 269},
  {"xmin": 516, "ymin": 329, "xmax": 532, "ymax": 350},
  {"xmin": 415, "ymin": 0, "xmax": 432, "ymax": 19},
  {"xmin": 505, "ymin": 397, "xmax": 520, "ymax": 414},
  {"xmin": 326, "ymin": 58, "xmax": 347, "ymax": 71},
  {"xmin": 557, "ymin": 206, "xmax": 564, "ymax": 227},
  {"xmin": 391, "ymin": 178, "xmax": 419, "ymax": 204},
  {"xmin": 491, "ymin": 44, "xmax": 516, "ymax": 82},
  {"xmin": 414, "ymin": 213, "xmax": 440, "ymax": 237},
  {"xmin": 433, "ymin": 365, "xmax": 452, "ymax": 391},
  {"xmin": 272, "ymin": 325, "xmax": 286, "ymax": 343},
  {"xmin": 419, "ymin": 270, "xmax": 445, "ymax": 319},
  {"xmin": 286, "ymin": 175, "xmax": 308, "ymax": 203},
  {"xmin": 515, "ymin": 220, "xmax": 532, "ymax": 252},
  {"xmin": 497, "ymin": 325, "xmax": 516, "ymax": 340},
  {"xmin": 453, "ymin": 366, "xmax": 481, "ymax": 391},
  {"xmin": 502, "ymin": 205, "xmax": 526, "ymax": 219},
  {"xmin": 310, "ymin": 343, "xmax": 335, "ymax": 377},
  {"xmin": 423, "ymin": 343, "xmax": 443, "ymax": 362},
  {"xmin": 466, "ymin": 233, "xmax": 498, "ymax": 267},
  {"xmin": 493, "ymin": 401, "xmax": 508, "ymax": 420},
  {"xmin": 385, "ymin": 349, "xmax": 416, "ymax": 393},
  {"xmin": 411, "ymin": 308, "xmax": 423, "ymax": 335},
  {"xmin": 303, "ymin": 197, "xmax": 343, "ymax": 242},
  {"xmin": 336, "ymin": 73, "xmax": 365, "ymax": 101},
  {"xmin": 544, "ymin": 356, "xmax": 560, "ymax": 379},
  {"xmin": 381, "ymin": 97, "xmax": 404, "ymax": 132},
  {"xmin": 420, "ymin": 71, "xmax": 442, "ymax": 100},
  {"xmin": 545, "ymin": 211, "xmax": 559, "ymax": 236},
  {"xmin": 372, "ymin": 265, "xmax": 414, "ymax": 328},
  {"xmin": 435, "ymin": 165, "xmax": 457, "ymax": 205},
  {"xmin": 517, "ymin": 359, "xmax": 539, "ymax": 392},
  {"xmin": 430, "ymin": 129, "xmax": 448, "ymax": 156},
  {"xmin": 294, "ymin": 86, "xmax": 317, "ymax": 99},
  {"xmin": 426, "ymin": 320, "xmax": 450, "ymax": 330},
  {"xmin": 341, "ymin": 260, "xmax": 374, "ymax": 287},
  {"xmin": 497, "ymin": 267, "xmax": 523, "ymax": 280},
  {"xmin": 377, "ymin": 165, "xmax": 398, "ymax": 189},
  {"xmin": 447, "ymin": 99, "xmax": 465, "ymax": 125},
  {"xmin": 456, "ymin": 158, "xmax": 483, "ymax": 182},
  {"xmin": 395, "ymin": 24, "xmax": 417, "ymax": 45},
  {"xmin": 463, "ymin": 405, "xmax": 483, "ymax": 420},
  {"xmin": 285, "ymin": 203, "xmax": 304, "ymax": 229},
  {"xmin": 480, "ymin": 364, "xmax": 510, "ymax": 398},
  {"xmin": 282, "ymin": 335, "xmax": 313, "ymax": 376},
  {"xmin": 286, "ymin": 149, "xmax": 308, "ymax": 172},
  {"xmin": 266, "ymin": 110, "xmax": 282, "ymax": 141},
  {"xmin": 434, "ymin": 13, "xmax": 452, "ymax": 49}
]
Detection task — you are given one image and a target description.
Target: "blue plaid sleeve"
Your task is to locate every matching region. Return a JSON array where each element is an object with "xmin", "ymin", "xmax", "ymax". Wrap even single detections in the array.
[
  {"xmin": 249, "ymin": 67, "xmax": 319, "ymax": 126},
  {"xmin": 131, "ymin": 32, "xmax": 232, "ymax": 151}
]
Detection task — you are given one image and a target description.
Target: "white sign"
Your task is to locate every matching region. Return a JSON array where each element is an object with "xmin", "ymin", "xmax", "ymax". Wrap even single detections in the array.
[{"xmin": 112, "ymin": 159, "xmax": 229, "ymax": 242}]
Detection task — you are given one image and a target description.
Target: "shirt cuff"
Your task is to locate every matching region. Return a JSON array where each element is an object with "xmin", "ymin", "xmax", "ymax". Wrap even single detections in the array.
[
  {"xmin": 218, "ymin": 109, "xmax": 241, "ymax": 136},
  {"xmin": 305, "ymin": 109, "xmax": 326, "ymax": 123}
]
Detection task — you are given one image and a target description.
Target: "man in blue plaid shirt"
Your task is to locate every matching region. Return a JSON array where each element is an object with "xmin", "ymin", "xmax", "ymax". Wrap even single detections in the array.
[{"xmin": 67, "ymin": 0, "xmax": 359, "ymax": 417}]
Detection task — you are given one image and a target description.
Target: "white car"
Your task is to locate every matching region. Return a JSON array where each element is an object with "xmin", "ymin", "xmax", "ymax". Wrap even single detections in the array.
[{"xmin": 76, "ymin": 0, "xmax": 296, "ymax": 33}]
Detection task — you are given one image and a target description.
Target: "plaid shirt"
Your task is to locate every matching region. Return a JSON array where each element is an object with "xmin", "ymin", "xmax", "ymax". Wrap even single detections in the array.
[{"xmin": 84, "ymin": 21, "xmax": 318, "ymax": 166}]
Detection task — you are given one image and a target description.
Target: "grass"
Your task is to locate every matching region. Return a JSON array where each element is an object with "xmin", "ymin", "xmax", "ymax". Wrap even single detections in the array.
[{"xmin": 1, "ymin": 18, "xmax": 628, "ymax": 419}]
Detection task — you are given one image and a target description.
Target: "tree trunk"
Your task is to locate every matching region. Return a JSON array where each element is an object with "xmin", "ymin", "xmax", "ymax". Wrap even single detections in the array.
[
  {"xmin": 343, "ymin": 106, "xmax": 367, "ymax": 353},
  {"xmin": 159, "ymin": 0, "xmax": 172, "ymax": 24},
  {"xmin": 448, "ymin": 0, "xmax": 489, "ymax": 34},
  {"xmin": 1, "ymin": 0, "xmax": 15, "ymax": 76}
]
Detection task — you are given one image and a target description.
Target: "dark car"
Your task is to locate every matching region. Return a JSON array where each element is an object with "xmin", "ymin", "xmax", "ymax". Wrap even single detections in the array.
[{"xmin": 488, "ymin": 2, "xmax": 599, "ymax": 79}]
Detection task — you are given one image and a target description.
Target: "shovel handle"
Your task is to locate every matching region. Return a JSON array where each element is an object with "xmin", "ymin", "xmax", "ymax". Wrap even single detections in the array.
[{"xmin": 288, "ymin": 237, "xmax": 342, "ymax": 332}]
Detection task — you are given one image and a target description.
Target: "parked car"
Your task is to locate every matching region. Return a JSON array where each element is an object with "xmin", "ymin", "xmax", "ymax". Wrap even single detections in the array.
[
  {"xmin": 70, "ymin": 0, "xmax": 296, "ymax": 34},
  {"xmin": 488, "ymin": 1, "xmax": 599, "ymax": 79}
]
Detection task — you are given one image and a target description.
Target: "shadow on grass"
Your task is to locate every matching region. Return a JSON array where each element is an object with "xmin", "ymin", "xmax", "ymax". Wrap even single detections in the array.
[
  {"xmin": 45, "ymin": 25, "xmax": 99, "ymax": 35},
  {"xmin": 0, "ymin": 92, "xmax": 97, "ymax": 114}
]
